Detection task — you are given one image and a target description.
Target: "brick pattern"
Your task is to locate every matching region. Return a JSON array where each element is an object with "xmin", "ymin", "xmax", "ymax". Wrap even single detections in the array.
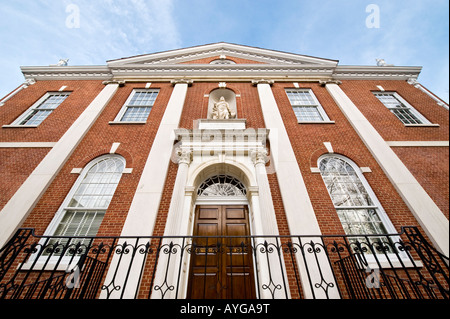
[
  {"xmin": 21, "ymin": 82, "xmax": 174, "ymax": 237},
  {"xmin": 180, "ymin": 55, "xmax": 266, "ymax": 64},
  {"xmin": 0, "ymin": 80, "xmax": 105, "ymax": 210},
  {"xmin": 338, "ymin": 80, "xmax": 449, "ymax": 219},
  {"xmin": 0, "ymin": 148, "xmax": 50, "ymax": 210},
  {"xmin": 3, "ymin": 78, "xmax": 447, "ymax": 300},
  {"xmin": 393, "ymin": 146, "xmax": 449, "ymax": 218},
  {"xmin": 0, "ymin": 80, "xmax": 105, "ymax": 142},
  {"xmin": 270, "ymin": 81, "xmax": 432, "ymax": 235},
  {"xmin": 338, "ymin": 80, "xmax": 449, "ymax": 141}
]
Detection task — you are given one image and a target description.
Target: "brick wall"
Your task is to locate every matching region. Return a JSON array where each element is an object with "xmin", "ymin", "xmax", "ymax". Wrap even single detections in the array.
[
  {"xmin": 270, "ymin": 81, "xmax": 429, "ymax": 235},
  {"xmin": 3, "ymin": 78, "xmax": 447, "ymax": 300},
  {"xmin": 338, "ymin": 80, "xmax": 448, "ymax": 141},
  {"xmin": 20, "ymin": 82, "xmax": 174, "ymax": 237},
  {"xmin": 0, "ymin": 80, "xmax": 105, "ymax": 210},
  {"xmin": 393, "ymin": 146, "xmax": 449, "ymax": 218},
  {"xmin": 0, "ymin": 80, "xmax": 105, "ymax": 142},
  {"xmin": 338, "ymin": 80, "xmax": 449, "ymax": 219}
]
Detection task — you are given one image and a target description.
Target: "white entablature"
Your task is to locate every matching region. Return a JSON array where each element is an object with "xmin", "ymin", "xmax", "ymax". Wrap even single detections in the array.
[
  {"xmin": 106, "ymin": 42, "xmax": 338, "ymax": 66},
  {"xmin": 20, "ymin": 42, "xmax": 422, "ymax": 81}
]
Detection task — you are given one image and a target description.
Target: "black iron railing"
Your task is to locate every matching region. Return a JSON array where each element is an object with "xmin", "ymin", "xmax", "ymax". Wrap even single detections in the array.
[{"xmin": 0, "ymin": 227, "xmax": 448, "ymax": 299}]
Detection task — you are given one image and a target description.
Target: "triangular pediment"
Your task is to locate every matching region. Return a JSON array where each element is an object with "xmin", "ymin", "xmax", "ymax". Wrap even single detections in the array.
[{"xmin": 107, "ymin": 42, "xmax": 338, "ymax": 67}]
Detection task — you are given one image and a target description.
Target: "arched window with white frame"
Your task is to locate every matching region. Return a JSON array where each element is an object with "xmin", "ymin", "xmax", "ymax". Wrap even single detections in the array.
[
  {"xmin": 44, "ymin": 155, "xmax": 125, "ymax": 250},
  {"xmin": 318, "ymin": 155, "xmax": 396, "ymax": 250}
]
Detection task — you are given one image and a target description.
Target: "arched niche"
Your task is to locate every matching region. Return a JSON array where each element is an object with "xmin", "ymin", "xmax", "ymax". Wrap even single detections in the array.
[{"xmin": 207, "ymin": 88, "xmax": 237, "ymax": 119}]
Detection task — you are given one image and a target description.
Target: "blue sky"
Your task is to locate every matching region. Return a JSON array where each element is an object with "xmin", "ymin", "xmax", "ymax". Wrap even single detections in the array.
[{"xmin": 0, "ymin": 0, "xmax": 448, "ymax": 102}]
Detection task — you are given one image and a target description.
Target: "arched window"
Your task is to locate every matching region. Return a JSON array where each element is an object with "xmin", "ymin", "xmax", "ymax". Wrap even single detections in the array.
[
  {"xmin": 197, "ymin": 175, "xmax": 246, "ymax": 197},
  {"xmin": 46, "ymin": 155, "xmax": 125, "ymax": 244},
  {"xmin": 318, "ymin": 155, "xmax": 394, "ymax": 240},
  {"xmin": 209, "ymin": 59, "xmax": 236, "ymax": 65}
]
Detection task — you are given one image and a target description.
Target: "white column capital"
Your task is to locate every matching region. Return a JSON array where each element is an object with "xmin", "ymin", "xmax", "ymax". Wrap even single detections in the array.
[
  {"xmin": 175, "ymin": 147, "xmax": 192, "ymax": 165},
  {"xmin": 252, "ymin": 79, "xmax": 274, "ymax": 86},
  {"xmin": 250, "ymin": 148, "xmax": 268, "ymax": 166},
  {"xmin": 171, "ymin": 79, "xmax": 193, "ymax": 86}
]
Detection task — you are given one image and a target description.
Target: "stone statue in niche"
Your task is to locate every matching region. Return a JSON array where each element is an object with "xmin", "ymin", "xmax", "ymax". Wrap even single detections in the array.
[{"xmin": 211, "ymin": 96, "xmax": 236, "ymax": 119}]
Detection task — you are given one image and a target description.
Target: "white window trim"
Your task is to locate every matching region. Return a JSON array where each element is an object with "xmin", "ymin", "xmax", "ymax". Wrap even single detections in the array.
[
  {"xmin": 23, "ymin": 155, "xmax": 125, "ymax": 268},
  {"xmin": 318, "ymin": 154, "xmax": 396, "ymax": 234},
  {"xmin": 285, "ymin": 88, "xmax": 331, "ymax": 123},
  {"xmin": 112, "ymin": 89, "xmax": 159, "ymax": 123},
  {"xmin": 317, "ymin": 154, "xmax": 417, "ymax": 266},
  {"xmin": 11, "ymin": 92, "xmax": 70, "ymax": 127},
  {"xmin": 374, "ymin": 91, "xmax": 431, "ymax": 125}
]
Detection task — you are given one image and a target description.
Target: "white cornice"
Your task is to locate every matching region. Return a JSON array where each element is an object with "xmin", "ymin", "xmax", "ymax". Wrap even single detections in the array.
[
  {"xmin": 19, "ymin": 43, "xmax": 423, "ymax": 82},
  {"xmin": 334, "ymin": 65, "xmax": 422, "ymax": 80},
  {"xmin": 20, "ymin": 66, "xmax": 112, "ymax": 81},
  {"xmin": 107, "ymin": 42, "xmax": 338, "ymax": 66},
  {"xmin": 109, "ymin": 64, "xmax": 336, "ymax": 80},
  {"xmin": 20, "ymin": 64, "xmax": 422, "ymax": 82}
]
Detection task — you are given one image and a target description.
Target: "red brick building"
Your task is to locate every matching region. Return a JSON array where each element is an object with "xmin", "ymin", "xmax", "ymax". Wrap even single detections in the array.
[{"xmin": 0, "ymin": 43, "xmax": 448, "ymax": 300}]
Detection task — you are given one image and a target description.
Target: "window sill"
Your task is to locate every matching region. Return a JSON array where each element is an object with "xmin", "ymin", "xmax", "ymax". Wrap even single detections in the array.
[
  {"xmin": 298, "ymin": 121, "xmax": 335, "ymax": 124},
  {"xmin": 108, "ymin": 121, "xmax": 146, "ymax": 125},
  {"xmin": 355, "ymin": 254, "xmax": 423, "ymax": 270},
  {"xmin": 404, "ymin": 123, "xmax": 440, "ymax": 127},
  {"xmin": 19, "ymin": 258, "xmax": 81, "ymax": 271},
  {"xmin": 2, "ymin": 124, "xmax": 39, "ymax": 128}
]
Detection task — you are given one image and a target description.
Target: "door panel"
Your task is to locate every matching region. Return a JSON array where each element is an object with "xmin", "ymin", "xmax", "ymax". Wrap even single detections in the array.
[{"xmin": 187, "ymin": 205, "xmax": 255, "ymax": 299}]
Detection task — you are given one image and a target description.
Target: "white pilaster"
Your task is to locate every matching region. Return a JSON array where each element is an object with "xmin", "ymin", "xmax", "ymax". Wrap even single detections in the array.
[
  {"xmin": 100, "ymin": 81, "xmax": 189, "ymax": 299},
  {"xmin": 255, "ymin": 81, "xmax": 321, "ymax": 235},
  {"xmin": 250, "ymin": 148, "xmax": 279, "ymax": 236},
  {"xmin": 250, "ymin": 148, "xmax": 291, "ymax": 298},
  {"xmin": 326, "ymin": 83, "xmax": 449, "ymax": 256},
  {"xmin": 0, "ymin": 83, "xmax": 119, "ymax": 248},
  {"xmin": 151, "ymin": 148, "xmax": 192, "ymax": 299},
  {"xmin": 255, "ymin": 81, "xmax": 340, "ymax": 299}
]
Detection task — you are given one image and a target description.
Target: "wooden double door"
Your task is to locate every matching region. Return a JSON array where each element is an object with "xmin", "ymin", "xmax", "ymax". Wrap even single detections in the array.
[{"xmin": 187, "ymin": 205, "xmax": 256, "ymax": 299}]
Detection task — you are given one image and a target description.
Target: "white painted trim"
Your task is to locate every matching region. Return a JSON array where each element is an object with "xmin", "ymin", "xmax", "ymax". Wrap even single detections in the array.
[
  {"xmin": 360, "ymin": 167, "xmax": 372, "ymax": 173},
  {"xmin": 70, "ymin": 168, "xmax": 82, "ymax": 174},
  {"xmin": 100, "ymin": 83, "xmax": 188, "ymax": 299},
  {"xmin": 375, "ymin": 91, "xmax": 432, "ymax": 125},
  {"xmin": 113, "ymin": 88, "xmax": 159, "ymax": 122},
  {"xmin": 0, "ymin": 83, "xmax": 119, "ymax": 248},
  {"xmin": 10, "ymin": 92, "xmax": 70, "ymax": 126},
  {"xmin": 107, "ymin": 42, "xmax": 338, "ymax": 67},
  {"xmin": 407, "ymin": 79, "xmax": 449, "ymax": 110},
  {"xmin": 323, "ymin": 142, "xmax": 334, "ymax": 153},
  {"xmin": 118, "ymin": 83, "xmax": 188, "ymax": 237},
  {"xmin": 257, "ymin": 83, "xmax": 321, "ymax": 235},
  {"xmin": 326, "ymin": 83, "xmax": 449, "ymax": 256},
  {"xmin": 286, "ymin": 88, "xmax": 331, "ymax": 123},
  {"xmin": 317, "ymin": 154, "xmax": 397, "ymax": 236},
  {"xmin": 404, "ymin": 124, "xmax": 440, "ymax": 127},
  {"xmin": 299, "ymin": 121, "xmax": 335, "ymax": 124},
  {"xmin": 0, "ymin": 79, "xmax": 35, "ymax": 107},
  {"xmin": 386, "ymin": 141, "xmax": 449, "ymax": 147},
  {"xmin": 109, "ymin": 142, "xmax": 121, "ymax": 154},
  {"xmin": 257, "ymin": 82, "xmax": 340, "ymax": 299},
  {"xmin": 0, "ymin": 142, "xmax": 56, "ymax": 148},
  {"xmin": 41, "ymin": 154, "xmax": 126, "ymax": 240}
]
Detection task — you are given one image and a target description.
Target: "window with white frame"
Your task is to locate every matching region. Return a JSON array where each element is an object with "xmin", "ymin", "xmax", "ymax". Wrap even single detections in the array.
[
  {"xmin": 373, "ymin": 92, "xmax": 430, "ymax": 125},
  {"xmin": 44, "ymin": 155, "xmax": 125, "ymax": 253},
  {"xmin": 285, "ymin": 89, "xmax": 330, "ymax": 122},
  {"xmin": 115, "ymin": 89, "xmax": 159, "ymax": 122},
  {"xmin": 13, "ymin": 92, "xmax": 70, "ymax": 126},
  {"xmin": 318, "ymin": 155, "xmax": 396, "ymax": 252}
]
